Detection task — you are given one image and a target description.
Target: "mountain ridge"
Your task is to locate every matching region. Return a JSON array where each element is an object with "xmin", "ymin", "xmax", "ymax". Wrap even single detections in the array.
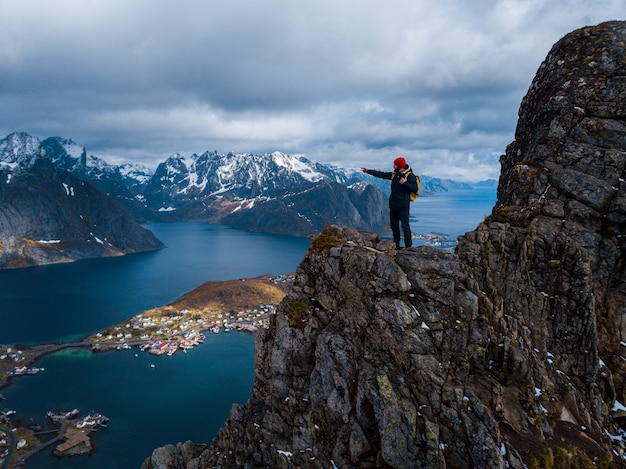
[
  {"xmin": 36, "ymin": 134, "xmax": 494, "ymax": 196},
  {"xmin": 16, "ymin": 132, "xmax": 495, "ymax": 238}
]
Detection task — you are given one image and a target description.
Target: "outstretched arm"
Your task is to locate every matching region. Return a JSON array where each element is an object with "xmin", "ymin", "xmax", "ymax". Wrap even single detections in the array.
[{"xmin": 362, "ymin": 168, "xmax": 393, "ymax": 180}]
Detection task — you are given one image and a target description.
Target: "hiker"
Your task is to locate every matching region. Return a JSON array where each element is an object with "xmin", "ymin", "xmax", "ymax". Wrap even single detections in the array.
[{"xmin": 362, "ymin": 156, "xmax": 418, "ymax": 248}]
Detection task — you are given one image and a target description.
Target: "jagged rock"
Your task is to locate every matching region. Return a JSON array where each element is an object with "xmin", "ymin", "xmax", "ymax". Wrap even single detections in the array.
[
  {"xmin": 142, "ymin": 444, "xmax": 184, "ymax": 469},
  {"xmin": 141, "ymin": 441, "xmax": 209, "ymax": 469},
  {"xmin": 41, "ymin": 136, "xmax": 155, "ymax": 221},
  {"xmin": 143, "ymin": 21, "xmax": 626, "ymax": 468}
]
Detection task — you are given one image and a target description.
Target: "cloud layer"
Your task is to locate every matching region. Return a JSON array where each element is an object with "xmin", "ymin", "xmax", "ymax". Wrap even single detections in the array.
[{"xmin": 1, "ymin": 0, "xmax": 623, "ymax": 181}]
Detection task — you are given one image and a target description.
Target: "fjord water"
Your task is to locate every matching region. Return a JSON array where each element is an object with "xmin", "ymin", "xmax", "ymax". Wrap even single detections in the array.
[
  {"xmin": 0, "ymin": 188, "xmax": 496, "ymax": 468},
  {"xmin": 413, "ymin": 187, "xmax": 496, "ymax": 239},
  {"xmin": 6, "ymin": 333, "xmax": 258, "ymax": 469},
  {"xmin": 0, "ymin": 223, "xmax": 312, "ymax": 345},
  {"xmin": 1, "ymin": 223, "xmax": 312, "ymax": 468}
]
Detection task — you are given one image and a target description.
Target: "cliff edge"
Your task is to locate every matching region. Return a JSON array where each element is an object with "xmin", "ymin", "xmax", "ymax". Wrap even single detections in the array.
[{"xmin": 143, "ymin": 21, "xmax": 626, "ymax": 468}]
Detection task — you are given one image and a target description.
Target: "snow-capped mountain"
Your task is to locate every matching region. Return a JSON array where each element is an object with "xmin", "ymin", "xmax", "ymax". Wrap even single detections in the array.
[
  {"xmin": 144, "ymin": 151, "xmax": 325, "ymax": 206},
  {"xmin": 0, "ymin": 133, "xmax": 163, "ymax": 269},
  {"xmin": 119, "ymin": 162, "xmax": 153, "ymax": 188},
  {"xmin": 41, "ymin": 136, "xmax": 116, "ymax": 174},
  {"xmin": 3, "ymin": 132, "xmax": 500, "ymax": 239},
  {"xmin": 142, "ymin": 150, "xmax": 387, "ymax": 235},
  {"xmin": 0, "ymin": 132, "xmax": 46, "ymax": 170},
  {"xmin": 1, "ymin": 132, "xmax": 390, "ymax": 237}
]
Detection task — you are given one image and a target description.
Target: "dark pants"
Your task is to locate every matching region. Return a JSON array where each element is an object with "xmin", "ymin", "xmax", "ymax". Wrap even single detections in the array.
[{"xmin": 390, "ymin": 206, "xmax": 412, "ymax": 248}]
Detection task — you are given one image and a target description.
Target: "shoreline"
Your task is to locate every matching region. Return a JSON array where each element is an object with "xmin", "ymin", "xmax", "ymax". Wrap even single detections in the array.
[
  {"xmin": 0, "ymin": 273, "xmax": 293, "ymax": 390},
  {"xmin": 0, "ymin": 341, "xmax": 90, "ymax": 391},
  {"xmin": 0, "ymin": 273, "xmax": 292, "ymax": 467}
]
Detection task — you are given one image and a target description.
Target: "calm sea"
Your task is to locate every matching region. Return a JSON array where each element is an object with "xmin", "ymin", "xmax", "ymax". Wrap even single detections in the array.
[
  {"xmin": 0, "ymin": 188, "xmax": 496, "ymax": 468},
  {"xmin": 0, "ymin": 223, "xmax": 312, "ymax": 345},
  {"xmin": 411, "ymin": 187, "xmax": 496, "ymax": 245}
]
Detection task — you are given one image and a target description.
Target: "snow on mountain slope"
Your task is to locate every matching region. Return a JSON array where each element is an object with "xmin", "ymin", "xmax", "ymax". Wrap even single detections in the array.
[
  {"xmin": 0, "ymin": 132, "xmax": 46, "ymax": 169},
  {"xmin": 270, "ymin": 151, "xmax": 325, "ymax": 182},
  {"xmin": 119, "ymin": 162, "xmax": 153, "ymax": 185},
  {"xmin": 58, "ymin": 137, "xmax": 84, "ymax": 160},
  {"xmin": 146, "ymin": 150, "xmax": 327, "ymax": 205}
]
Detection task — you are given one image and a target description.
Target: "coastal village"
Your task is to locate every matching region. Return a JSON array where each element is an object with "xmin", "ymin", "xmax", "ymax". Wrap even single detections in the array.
[
  {"xmin": 0, "ymin": 274, "xmax": 293, "ymax": 468},
  {"xmin": 88, "ymin": 273, "xmax": 292, "ymax": 354},
  {"xmin": 90, "ymin": 298, "xmax": 276, "ymax": 355}
]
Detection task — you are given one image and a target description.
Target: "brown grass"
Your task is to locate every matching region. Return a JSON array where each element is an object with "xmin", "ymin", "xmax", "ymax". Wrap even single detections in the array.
[{"xmin": 143, "ymin": 274, "xmax": 291, "ymax": 318}]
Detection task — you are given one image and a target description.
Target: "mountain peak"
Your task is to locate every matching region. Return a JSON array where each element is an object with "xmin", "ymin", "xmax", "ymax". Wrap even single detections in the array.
[
  {"xmin": 0, "ymin": 132, "xmax": 46, "ymax": 169},
  {"xmin": 0, "ymin": 136, "xmax": 164, "ymax": 268},
  {"xmin": 269, "ymin": 152, "xmax": 325, "ymax": 182}
]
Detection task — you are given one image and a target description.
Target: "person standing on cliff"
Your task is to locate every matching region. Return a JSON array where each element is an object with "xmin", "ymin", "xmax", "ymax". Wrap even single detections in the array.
[{"xmin": 362, "ymin": 156, "xmax": 418, "ymax": 249}]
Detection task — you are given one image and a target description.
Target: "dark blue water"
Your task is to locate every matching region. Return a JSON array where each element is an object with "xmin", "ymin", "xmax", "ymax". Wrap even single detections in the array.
[
  {"xmin": 410, "ymin": 187, "xmax": 496, "ymax": 244},
  {"xmin": 0, "ymin": 189, "xmax": 496, "ymax": 468},
  {"xmin": 0, "ymin": 223, "xmax": 312, "ymax": 345},
  {"xmin": 1, "ymin": 223, "xmax": 311, "ymax": 468},
  {"xmin": 5, "ymin": 333, "xmax": 256, "ymax": 469}
]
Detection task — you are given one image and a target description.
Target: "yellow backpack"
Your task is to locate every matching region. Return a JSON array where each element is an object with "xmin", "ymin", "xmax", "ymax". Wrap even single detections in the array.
[{"xmin": 392, "ymin": 170, "xmax": 421, "ymax": 201}]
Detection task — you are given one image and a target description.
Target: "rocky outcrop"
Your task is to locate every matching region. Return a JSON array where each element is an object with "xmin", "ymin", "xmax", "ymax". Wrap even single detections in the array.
[
  {"xmin": 142, "ymin": 21, "xmax": 626, "ymax": 468},
  {"xmin": 0, "ymin": 133, "xmax": 164, "ymax": 269}
]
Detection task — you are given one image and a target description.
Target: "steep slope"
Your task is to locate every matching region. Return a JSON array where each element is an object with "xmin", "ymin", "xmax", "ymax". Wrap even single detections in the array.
[
  {"xmin": 0, "ymin": 133, "xmax": 164, "ymax": 269},
  {"xmin": 142, "ymin": 21, "xmax": 626, "ymax": 469},
  {"xmin": 220, "ymin": 179, "xmax": 388, "ymax": 237}
]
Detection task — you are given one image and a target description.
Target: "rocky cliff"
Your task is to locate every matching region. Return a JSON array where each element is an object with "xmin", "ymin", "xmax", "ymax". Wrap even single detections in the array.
[
  {"xmin": 0, "ymin": 133, "xmax": 164, "ymax": 269},
  {"xmin": 142, "ymin": 21, "xmax": 626, "ymax": 468}
]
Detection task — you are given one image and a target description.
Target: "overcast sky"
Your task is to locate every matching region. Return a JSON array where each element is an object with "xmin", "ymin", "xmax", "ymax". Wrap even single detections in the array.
[{"xmin": 1, "ymin": 1, "xmax": 624, "ymax": 181}]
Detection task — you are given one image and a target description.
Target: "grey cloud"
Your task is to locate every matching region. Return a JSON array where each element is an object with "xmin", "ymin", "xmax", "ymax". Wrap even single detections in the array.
[{"xmin": 1, "ymin": 0, "xmax": 624, "ymax": 181}]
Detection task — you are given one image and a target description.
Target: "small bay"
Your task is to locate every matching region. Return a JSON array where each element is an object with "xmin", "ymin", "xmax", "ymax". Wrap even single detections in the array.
[
  {"xmin": 5, "ymin": 333, "xmax": 256, "ymax": 468},
  {"xmin": 0, "ymin": 188, "xmax": 496, "ymax": 468}
]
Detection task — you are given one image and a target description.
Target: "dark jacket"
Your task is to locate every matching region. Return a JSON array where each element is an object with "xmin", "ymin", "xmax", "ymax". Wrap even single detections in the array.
[{"xmin": 366, "ymin": 166, "xmax": 418, "ymax": 209}]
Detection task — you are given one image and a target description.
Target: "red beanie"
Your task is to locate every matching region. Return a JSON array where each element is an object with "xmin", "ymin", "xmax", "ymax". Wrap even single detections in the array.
[{"xmin": 394, "ymin": 157, "xmax": 406, "ymax": 169}]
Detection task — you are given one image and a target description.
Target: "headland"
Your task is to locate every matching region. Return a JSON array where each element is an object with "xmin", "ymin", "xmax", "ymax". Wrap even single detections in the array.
[{"xmin": 0, "ymin": 273, "xmax": 292, "ymax": 467}]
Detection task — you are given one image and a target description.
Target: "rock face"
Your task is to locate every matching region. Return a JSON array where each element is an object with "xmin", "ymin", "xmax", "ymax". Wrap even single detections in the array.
[
  {"xmin": 41, "ymin": 136, "xmax": 155, "ymax": 221},
  {"xmin": 142, "ymin": 22, "xmax": 626, "ymax": 468},
  {"xmin": 0, "ymin": 133, "xmax": 164, "ymax": 269}
]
